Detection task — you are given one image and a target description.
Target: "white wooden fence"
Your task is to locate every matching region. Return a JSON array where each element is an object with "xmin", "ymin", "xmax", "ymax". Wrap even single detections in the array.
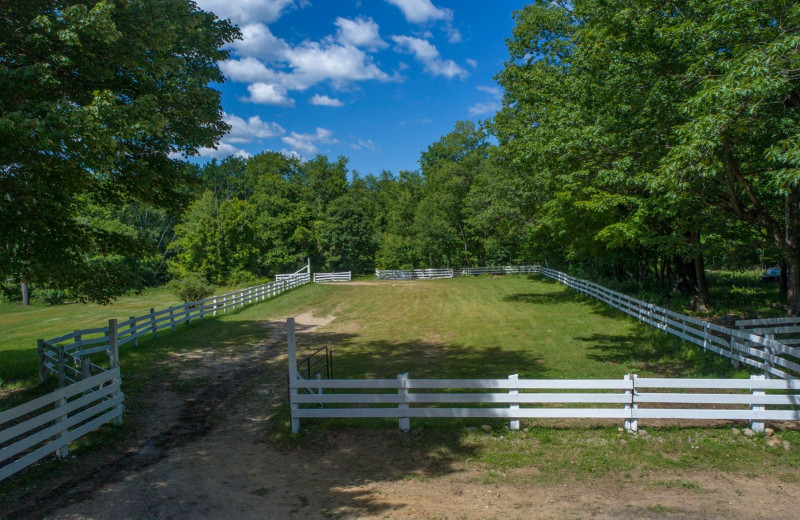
[
  {"xmin": 458, "ymin": 265, "xmax": 539, "ymax": 276},
  {"xmin": 314, "ymin": 272, "xmax": 352, "ymax": 283},
  {"xmin": 376, "ymin": 268, "xmax": 454, "ymax": 280},
  {"xmin": 536, "ymin": 266, "xmax": 800, "ymax": 379},
  {"xmin": 286, "ymin": 319, "xmax": 800, "ymax": 433},
  {"xmin": 0, "ymin": 368, "xmax": 123, "ymax": 481}
]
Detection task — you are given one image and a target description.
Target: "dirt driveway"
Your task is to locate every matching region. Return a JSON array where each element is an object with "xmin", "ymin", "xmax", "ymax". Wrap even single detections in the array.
[{"xmin": 4, "ymin": 313, "xmax": 800, "ymax": 519}]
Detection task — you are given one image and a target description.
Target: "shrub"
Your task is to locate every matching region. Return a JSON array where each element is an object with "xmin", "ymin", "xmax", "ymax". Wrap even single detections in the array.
[
  {"xmin": 34, "ymin": 288, "xmax": 69, "ymax": 305},
  {"xmin": 168, "ymin": 275, "xmax": 214, "ymax": 303}
]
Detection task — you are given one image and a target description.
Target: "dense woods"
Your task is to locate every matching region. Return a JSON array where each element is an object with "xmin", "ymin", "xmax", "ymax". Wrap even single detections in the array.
[{"xmin": 2, "ymin": 1, "xmax": 799, "ymax": 313}]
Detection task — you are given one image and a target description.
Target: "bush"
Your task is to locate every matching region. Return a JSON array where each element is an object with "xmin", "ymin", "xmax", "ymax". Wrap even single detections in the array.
[
  {"xmin": 34, "ymin": 288, "xmax": 69, "ymax": 305},
  {"xmin": 168, "ymin": 275, "xmax": 214, "ymax": 303}
]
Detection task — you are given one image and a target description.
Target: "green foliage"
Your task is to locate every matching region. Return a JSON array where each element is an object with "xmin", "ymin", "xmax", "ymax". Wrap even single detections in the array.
[
  {"xmin": 167, "ymin": 274, "xmax": 214, "ymax": 303},
  {"xmin": 0, "ymin": 0, "xmax": 239, "ymax": 303}
]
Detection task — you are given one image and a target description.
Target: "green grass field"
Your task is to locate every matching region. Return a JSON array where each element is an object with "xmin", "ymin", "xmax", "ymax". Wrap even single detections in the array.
[
  {"xmin": 0, "ymin": 275, "xmax": 742, "ymax": 390},
  {"xmin": 2, "ymin": 275, "xmax": 798, "ymax": 490}
]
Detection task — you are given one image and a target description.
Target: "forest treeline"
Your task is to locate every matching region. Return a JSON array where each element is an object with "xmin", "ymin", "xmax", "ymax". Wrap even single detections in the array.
[{"xmin": 3, "ymin": 1, "xmax": 800, "ymax": 313}]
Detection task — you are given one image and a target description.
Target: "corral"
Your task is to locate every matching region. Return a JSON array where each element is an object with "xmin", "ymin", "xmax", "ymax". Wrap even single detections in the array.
[{"xmin": 2, "ymin": 275, "xmax": 800, "ymax": 518}]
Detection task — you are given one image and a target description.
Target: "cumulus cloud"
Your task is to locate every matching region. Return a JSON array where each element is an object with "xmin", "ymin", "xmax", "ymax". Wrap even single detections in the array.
[
  {"xmin": 335, "ymin": 17, "xmax": 387, "ymax": 50},
  {"xmin": 310, "ymin": 94, "xmax": 345, "ymax": 107},
  {"xmin": 231, "ymin": 23, "xmax": 290, "ymax": 61},
  {"xmin": 197, "ymin": 142, "xmax": 252, "ymax": 159},
  {"xmin": 281, "ymin": 127, "xmax": 336, "ymax": 157},
  {"xmin": 223, "ymin": 113, "xmax": 285, "ymax": 142},
  {"xmin": 220, "ymin": 57, "xmax": 281, "ymax": 83},
  {"xmin": 468, "ymin": 85, "xmax": 503, "ymax": 116},
  {"xmin": 244, "ymin": 82, "xmax": 295, "ymax": 106},
  {"xmin": 195, "ymin": 0, "xmax": 300, "ymax": 26},
  {"xmin": 391, "ymin": 35, "xmax": 468, "ymax": 79},
  {"xmin": 384, "ymin": 0, "xmax": 452, "ymax": 24},
  {"xmin": 282, "ymin": 39, "xmax": 390, "ymax": 90}
]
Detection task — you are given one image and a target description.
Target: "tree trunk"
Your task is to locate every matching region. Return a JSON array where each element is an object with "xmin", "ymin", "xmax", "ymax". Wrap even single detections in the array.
[
  {"xmin": 779, "ymin": 258, "xmax": 788, "ymax": 295},
  {"xmin": 691, "ymin": 229, "xmax": 710, "ymax": 306},
  {"xmin": 21, "ymin": 281, "xmax": 29, "ymax": 306},
  {"xmin": 673, "ymin": 257, "xmax": 697, "ymax": 296}
]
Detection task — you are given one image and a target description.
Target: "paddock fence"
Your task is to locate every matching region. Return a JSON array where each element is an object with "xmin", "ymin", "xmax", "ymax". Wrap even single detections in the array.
[
  {"xmin": 0, "ymin": 368, "xmax": 123, "ymax": 481},
  {"xmin": 376, "ymin": 268, "xmax": 454, "ymax": 280},
  {"xmin": 458, "ymin": 265, "xmax": 539, "ymax": 276},
  {"xmin": 286, "ymin": 319, "xmax": 800, "ymax": 433},
  {"xmin": 536, "ymin": 266, "xmax": 800, "ymax": 380},
  {"xmin": 314, "ymin": 272, "xmax": 352, "ymax": 283}
]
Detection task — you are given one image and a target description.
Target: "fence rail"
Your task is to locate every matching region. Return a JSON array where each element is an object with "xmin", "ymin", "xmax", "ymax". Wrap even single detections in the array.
[
  {"xmin": 458, "ymin": 265, "xmax": 538, "ymax": 276},
  {"xmin": 289, "ymin": 371, "xmax": 800, "ymax": 433},
  {"xmin": 376, "ymin": 268, "xmax": 454, "ymax": 280},
  {"xmin": 0, "ymin": 368, "xmax": 123, "ymax": 481},
  {"xmin": 313, "ymin": 272, "xmax": 352, "ymax": 283},
  {"xmin": 536, "ymin": 266, "xmax": 800, "ymax": 379}
]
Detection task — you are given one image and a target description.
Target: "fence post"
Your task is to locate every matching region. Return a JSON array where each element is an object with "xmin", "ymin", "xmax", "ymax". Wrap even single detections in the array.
[
  {"xmin": 81, "ymin": 356, "xmax": 91, "ymax": 381},
  {"xmin": 624, "ymin": 374, "xmax": 638, "ymax": 432},
  {"xmin": 108, "ymin": 318, "xmax": 122, "ymax": 426},
  {"xmin": 287, "ymin": 318, "xmax": 301, "ymax": 434},
  {"xmin": 37, "ymin": 339, "xmax": 46, "ymax": 382},
  {"xmin": 509, "ymin": 374, "xmax": 519, "ymax": 431},
  {"xmin": 54, "ymin": 393, "xmax": 70, "ymax": 458},
  {"xmin": 750, "ymin": 374, "xmax": 765, "ymax": 433},
  {"xmin": 57, "ymin": 345, "xmax": 66, "ymax": 389},
  {"xmin": 398, "ymin": 373, "xmax": 410, "ymax": 432},
  {"xmin": 200, "ymin": 299, "xmax": 205, "ymax": 321},
  {"xmin": 729, "ymin": 333, "xmax": 740, "ymax": 368},
  {"xmin": 764, "ymin": 334, "xmax": 774, "ymax": 376},
  {"xmin": 170, "ymin": 307, "xmax": 176, "ymax": 331},
  {"xmin": 185, "ymin": 302, "xmax": 191, "ymax": 325},
  {"xmin": 129, "ymin": 317, "xmax": 138, "ymax": 347},
  {"xmin": 150, "ymin": 308, "xmax": 157, "ymax": 339},
  {"xmin": 212, "ymin": 297, "xmax": 218, "ymax": 317}
]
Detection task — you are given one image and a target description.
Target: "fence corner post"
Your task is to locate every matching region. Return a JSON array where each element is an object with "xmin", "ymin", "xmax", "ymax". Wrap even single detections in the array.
[
  {"xmin": 287, "ymin": 318, "xmax": 301, "ymax": 434},
  {"xmin": 398, "ymin": 372, "xmax": 410, "ymax": 432},
  {"xmin": 750, "ymin": 374, "xmax": 765, "ymax": 433},
  {"xmin": 624, "ymin": 374, "xmax": 638, "ymax": 433},
  {"xmin": 108, "ymin": 319, "xmax": 119, "ymax": 370},
  {"xmin": 509, "ymin": 374, "xmax": 520, "ymax": 430},
  {"xmin": 37, "ymin": 339, "xmax": 46, "ymax": 382}
]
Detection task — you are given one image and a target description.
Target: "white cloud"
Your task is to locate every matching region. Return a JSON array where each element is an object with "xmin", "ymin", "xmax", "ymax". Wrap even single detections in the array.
[
  {"xmin": 310, "ymin": 94, "xmax": 345, "ymax": 107},
  {"xmin": 446, "ymin": 27, "xmax": 462, "ymax": 43},
  {"xmin": 335, "ymin": 17, "xmax": 387, "ymax": 50},
  {"xmin": 281, "ymin": 127, "xmax": 336, "ymax": 157},
  {"xmin": 195, "ymin": 0, "xmax": 300, "ymax": 26},
  {"xmin": 468, "ymin": 85, "xmax": 503, "ymax": 116},
  {"xmin": 391, "ymin": 35, "xmax": 468, "ymax": 79},
  {"xmin": 282, "ymin": 39, "xmax": 391, "ymax": 90},
  {"xmin": 351, "ymin": 138, "xmax": 377, "ymax": 152},
  {"xmin": 231, "ymin": 23, "xmax": 290, "ymax": 61},
  {"xmin": 197, "ymin": 141, "xmax": 252, "ymax": 159},
  {"xmin": 224, "ymin": 113, "xmax": 285, "ymax": 143},
  {"xmin": 220, "ymin": 57, "xmax": 281, "ymax": 83},
  {"xmin": 384, "ymin": 0, "xmax": 452, "ymax": 24},
  {"xmin": 244, "ymin": 82, "xmax": 295, "ymax": 107},
  {"xmin": 466, "ymin": 58, "xmax": 478, "ymax": 68}
]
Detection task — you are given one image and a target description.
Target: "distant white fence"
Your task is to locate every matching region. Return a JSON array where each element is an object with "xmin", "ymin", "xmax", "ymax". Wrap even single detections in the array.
[
  {"xmin": 536, "ymin": 266, "xmax": 800, "ymax": 380},
  {"xmin": 737, "ymin": 317, "xmax": 800, "ymax": 347},
  {"xmin": 458, "ymin": 265, "xmax": 538, "ymax": 276},
  {"xmin": 0, "ymin": 368, "xmax": 123, "ymax": 481},
  {"xmin": 286, "ymin": 319, "xmax": 800, "ymax": 433},
  {"xmin": 314, "ymin": 271, "xmax": 352, "ymax": 283},
  {"xmin": 376, "ymin": 268, "xmax": 454, "ymax": 280}
]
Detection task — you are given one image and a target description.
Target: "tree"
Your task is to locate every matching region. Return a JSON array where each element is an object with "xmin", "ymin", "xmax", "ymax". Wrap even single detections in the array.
[{"xmin": 0, "ymin": 0, "xmax": 239, "ymax": 303}]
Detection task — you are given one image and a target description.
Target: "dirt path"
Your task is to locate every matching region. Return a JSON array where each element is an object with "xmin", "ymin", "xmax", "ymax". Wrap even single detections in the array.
[{"xmin": 4, "ymin": 312, "xmax": 800, "ymax": 519}]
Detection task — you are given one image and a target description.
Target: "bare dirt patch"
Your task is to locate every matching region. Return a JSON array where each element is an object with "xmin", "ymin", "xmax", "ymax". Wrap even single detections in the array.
[{"xmin": 4, "ymin": 312, "xmax": 800, "ymax": 519}]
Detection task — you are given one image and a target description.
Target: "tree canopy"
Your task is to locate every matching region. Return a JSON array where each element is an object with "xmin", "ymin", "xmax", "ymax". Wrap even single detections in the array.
[{"xmin": 0, "ymin": 0, "xmax": 239, "ymax": 302}]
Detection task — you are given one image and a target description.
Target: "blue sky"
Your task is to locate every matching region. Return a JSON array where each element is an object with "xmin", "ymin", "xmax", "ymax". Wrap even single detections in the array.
[{"xmin": 193, "ymin": 0, "xmax": 527, "ymax": 176}]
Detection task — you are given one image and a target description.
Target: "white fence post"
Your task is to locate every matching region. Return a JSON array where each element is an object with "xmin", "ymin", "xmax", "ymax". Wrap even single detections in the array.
[
  {"xmin": 149, "ymin": 308, "xmax": 157, "ymax": 339},
  {"xmin": 624, "ymin": 374, "xmax": 637, "ymax": 432},
  {"xmin": 288, "ymin": 318, "xmax": 300, "ymax": 434},
  {"xmin": 750, "ymin": 374, "xmax": 765, "ymax": 433},
  {"xmin": 129, "ymin": 317, "xmax": 138, "ymax": 346},
  {"xmin": 509, "ymin": 374, "xmax": 519, "ymax": 430},
  {"xmin": 37, "ymin": 339, "xmax": 46, "ymax": 382},
  {"xmin": 398, "ymin": 373, "xmax": 410, "ymax": 432}
]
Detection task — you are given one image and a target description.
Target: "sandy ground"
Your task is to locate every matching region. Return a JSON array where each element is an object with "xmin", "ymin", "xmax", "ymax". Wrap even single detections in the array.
[{"xmin": 4, "ymin": 311, "xmax": 800, "ymax": 519}]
